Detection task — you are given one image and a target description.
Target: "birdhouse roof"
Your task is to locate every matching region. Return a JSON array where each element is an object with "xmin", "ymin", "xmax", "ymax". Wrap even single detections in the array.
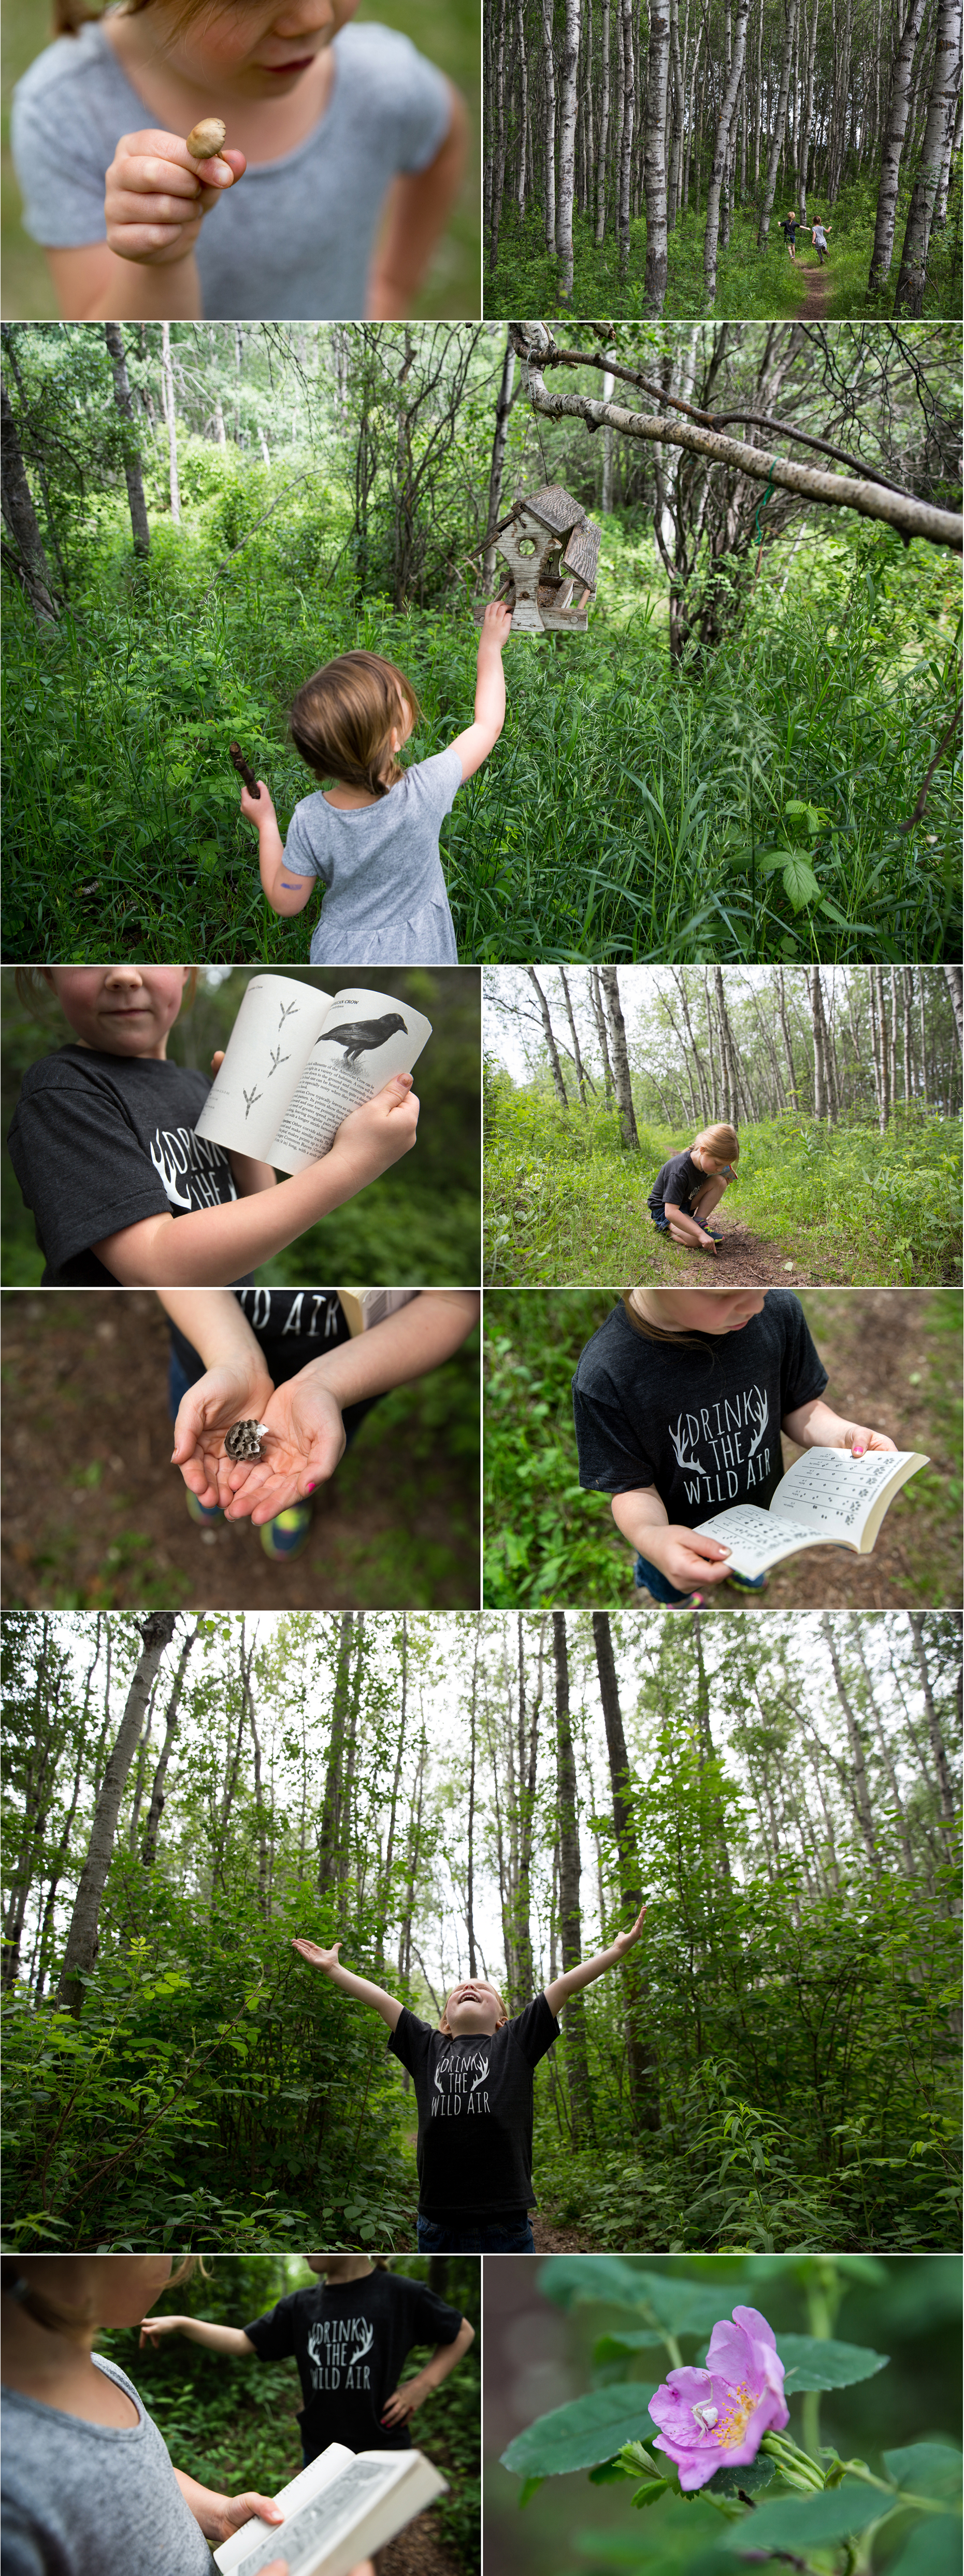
[{"xmin": 520, "ymin": 483, "xmax": 586, "ymax": 537}]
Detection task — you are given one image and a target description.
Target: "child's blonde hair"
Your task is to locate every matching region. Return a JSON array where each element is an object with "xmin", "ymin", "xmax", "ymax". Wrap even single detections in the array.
[
  {"xmin": 290, "ymin": 652, "xmax": 421, "ymax": 801},
  {"xmin": 438, "ymin": 1980, "xmax": 508, "ymax": 2035},
  {"xmin": 694, "ymin": 1123, "xmax": 738, "ymax": 1158}
]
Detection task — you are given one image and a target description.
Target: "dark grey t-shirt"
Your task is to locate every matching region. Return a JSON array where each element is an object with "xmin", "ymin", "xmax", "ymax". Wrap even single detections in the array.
[
  {"xmin": 282, "ymin": 749, "xmax": 462, "ymax": 965},
  {"xmin": 244, "ymin": 2268, "xmax": 463, "ymax": 2461},
  {"xmin": 11, "ymin": 20, "xmax": 451, "ymax": 319},
  {"xmin": 389, "ymin": 1997, "xmax": 560, "ymax": 2216},
  {"xmin": 8, "ymin": 1047, "xmax": 237, "ymax": 1284},
  {"xmin": 572, "ymin": 1292, "xmax": 828, "ymax": 1520},
  {"xmin": 648, "ymin": 1149, "xmax": 706, "ymax": 1215},
  {"xmin": 1, "ymin": 2355, "xmax": 212, "ymax": 2576}
]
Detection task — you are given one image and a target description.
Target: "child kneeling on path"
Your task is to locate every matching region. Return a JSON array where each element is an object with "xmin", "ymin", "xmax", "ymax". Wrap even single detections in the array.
[
  {"xmin": 140, "ymin": 2254, "xmax": 474, "ymax": 2576},
  {"xmin": 242, "ymin": 605, "xmax": 512, "ymax": 965},
  {"xmin": 1, "ymin": 2255, "xmax": 287, "ymax": 2576},
  {"xmin": 648, "ymin": 1123, "xmax": 738, "ymax": 1254},
  {"xmin": 573, "ymin": 1288, "xmax": 898, "ymax": 1609},
  {"xmin": 293, "ymin": 1911, "xmax": 647, "ymax": 2253}
]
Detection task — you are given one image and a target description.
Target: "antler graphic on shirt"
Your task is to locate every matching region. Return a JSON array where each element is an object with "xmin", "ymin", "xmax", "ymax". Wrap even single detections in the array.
[
  {"xmin": 746, "ymin": 1387, "xmax": 769, "ymax": 1458},
  {"xmin": 434, "ymin": 2044, "xmax": 490, "ymax": 2095},
  {"xmin": 149, "ymin": 1133, "xmax": 193, "ymax": 1211},
  {"xmin": 668, "ymin": 1416, "xmax": 710, "ymax": 1478}
]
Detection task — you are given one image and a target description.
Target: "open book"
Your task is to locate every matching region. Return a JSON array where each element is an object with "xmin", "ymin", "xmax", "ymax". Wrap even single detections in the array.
[
  {"xmin": 695, "ymin": 1447, "xmax": 928, "ymax": 1578},
  {"xmin": 213, "ymin": 2442, "xmax": 447, "ymax": 2576},
  {"xmin": 194, "ymin": 975, "xmax": 431, "ymax": 1174}
]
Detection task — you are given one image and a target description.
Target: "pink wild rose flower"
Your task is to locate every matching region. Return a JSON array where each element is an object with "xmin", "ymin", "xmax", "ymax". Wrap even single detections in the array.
[{"xmin": 648, "ymin": 2305, "xmax": 789, "ymax": 2493}]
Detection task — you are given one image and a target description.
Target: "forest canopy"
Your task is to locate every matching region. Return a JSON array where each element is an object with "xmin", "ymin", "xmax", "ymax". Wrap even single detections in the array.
[{"xmin": 2, "ymin": 1607, "xmax": 959, "ymax": 2254}]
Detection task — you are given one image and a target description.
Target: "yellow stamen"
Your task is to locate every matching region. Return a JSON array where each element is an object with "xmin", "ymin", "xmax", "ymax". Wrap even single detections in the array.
[{"xmin": 715, "ymin": 2381, "xmax": 758, "ymax": 2449}]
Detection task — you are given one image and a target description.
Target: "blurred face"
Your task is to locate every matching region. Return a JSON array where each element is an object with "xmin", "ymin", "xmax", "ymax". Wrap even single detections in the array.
[
  {"xmin": 10, "ymin": 2256, "xmax": 173, "ymax": 2337},
  {"xmin": 442, "ymin": 1980, "xmax": 506, "ymax": 2036},
  {"xmin": 693, "ymin": 1146, "xmax": 737, "ymax": 1176},
  {"xmin": 632, "ymin": 1290, "xmax": 766, "ymax": 1335},
  {"xmin": 150, "ymin": 0, "xmax": 361, "ymax": 96},
  {"xmin": 305, "ymin": 2256, "xmax": 372, "ymax": 2279},
  {"xmin": 47, "ymin": 968, "xmax": 189, "ymax": 1059}
]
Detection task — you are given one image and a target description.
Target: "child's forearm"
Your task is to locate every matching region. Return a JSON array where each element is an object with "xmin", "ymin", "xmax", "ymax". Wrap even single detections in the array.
[
  {"xmin": 321, "ymin": 1958, "xmax": 404, "ymax": 2027},
  {"xmin": 256, "ymin": 819, "xmax": 313, "ymax": 918},
  {"xmin": 296, "ymin": 1292, "xmax": 479, "ymax": 1409},
  {"xmin": 367, "ymin": 96, "xmax": 466, "ymax": 311},
  {"xmin": 160, "ymin": 2316, "xmax": 255, "ymax": 2356},
  {"xmin": 474, "ymin": 641, "xmax": 506, "ymax": 737},
  {"xmin": 544, "ymin": 1940, "xmax": 627, "ymax": 2015},
  {"xmin": 422, "ymin": 2321, "xmax": 476, "ymax": 2386},
  {"xmin": 156, "ymin": 1289, "xmax": 266, "ymax": 1374},
  {"xmin": 93, "ymin": 1146, "xmax": 398, "ymax": 1287},
  {"xmin": 782, "ymin": 1397, "xmax": 897, "ymax": 1452},
  {"xmin": 48, "ymin": 243, "xmax": 203, "ymax": 322}
]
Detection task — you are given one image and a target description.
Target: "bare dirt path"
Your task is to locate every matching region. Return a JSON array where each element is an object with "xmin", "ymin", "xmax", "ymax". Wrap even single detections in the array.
[
  {"xmin": 797, "ymin": 253, "xmax": 833, "ymax": 318},
  {"xmin": 531, "ymin": 2214, "xmax": 595, "ymax": 2250},
  {"xmin": 646, "ymin": 1215, "xmax": 845, "ymax": 1287}
]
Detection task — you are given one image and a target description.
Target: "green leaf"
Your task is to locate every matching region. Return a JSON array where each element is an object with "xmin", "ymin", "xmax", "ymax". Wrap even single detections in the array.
[
  {"xmin": 539, "ymin": 2257, "xmax": 653, "ymax": 2311},
  {"xmin": 501, "ymin": 2386, "xmax": 658, "ymax": 2479},
  {"xmin": 886, "ymin": 2514, "xmax": 963, "ymax": 2576},
  {"xmin": 587, "ymin": 2460, "xmax": 631, "ymax": 2486},
  {"xmin": 518, "ymin": 2477, "xmax": 544, "ymax": 2509},
  {"xmin": 594, "ymin": 2329, "xmax": 669, "ymax": 2361},
  {"xmin": 780, "ymin": 853, "xmax": 821, "ymax": 910},
  {"xmin": 631, "ymin": 2479, "xmax": 671, "ymax": 2510},
  {"xmin": 721, "ymin": 2482, "xmax": 886, "ymax": 2550},
  {"xmin": 883, "ymin": 2444, "xmax": 962, "ymax": 2502},
  {"xmin": 776, "ymin": 2335, "xmax": 890, "ymax": 2391},
  {"xmin": 702, "ymin": 2453, "xmax": 776, "ymax": 2500}
]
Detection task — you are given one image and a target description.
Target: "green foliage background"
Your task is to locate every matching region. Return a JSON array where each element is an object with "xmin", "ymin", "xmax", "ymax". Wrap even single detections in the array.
[{"xmin": 2, "ymin": 966, "xmax": 481, "ymax": 1289}]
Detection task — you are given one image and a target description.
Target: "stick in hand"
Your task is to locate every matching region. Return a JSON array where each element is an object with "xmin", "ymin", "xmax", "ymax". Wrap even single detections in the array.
[{"xmin": 229, "ymin": 742, "xmax": 261, "ymax": 799}]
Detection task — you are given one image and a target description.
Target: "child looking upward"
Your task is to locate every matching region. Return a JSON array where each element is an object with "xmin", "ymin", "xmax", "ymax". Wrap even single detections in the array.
[
  {"xmin": 139, "ymin": 2254, "xmax": 474, "ymax": 2474},
  {"xmin": 8, "ymin": 967, "xmax": 418, "ymax": 1287},
  {"xmin": 1, "ymin": 2255, "xmax": 287, "ymax": 2576},
  {"xmin": 12, "ymin": 0, "xmax": 467, "ymax": 320},
  {"xmin": 242, "ymin": 608, "xmax": 512, "ymax": 965},
  {"xmin": 573, "ymin": 1288, "xmax": 899, "ymax": 1609},
  {"xmin": 292, "ymin": 1908, "xmax": 648, "ymax": 2253},
  {"xmin": 647, "ymin": 1123, "xmax": 738, "ymax": 1254}
]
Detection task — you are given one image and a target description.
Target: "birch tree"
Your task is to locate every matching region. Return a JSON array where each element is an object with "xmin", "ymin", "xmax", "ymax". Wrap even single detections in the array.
[{"xmin": 56, "ymin": 1614, "xmax": 178, "ymax": 2018}]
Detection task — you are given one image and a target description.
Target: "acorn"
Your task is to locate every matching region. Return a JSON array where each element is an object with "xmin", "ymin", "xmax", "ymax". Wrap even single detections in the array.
[{"xmin": 185, "ymin": 117, "xmax": 227, "ymax": 160}]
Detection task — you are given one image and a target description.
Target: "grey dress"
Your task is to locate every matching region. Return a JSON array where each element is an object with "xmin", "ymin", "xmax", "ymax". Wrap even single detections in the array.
[{"xmin": 282, "ymin": 747, "xmax": 463, "ymax": 964}]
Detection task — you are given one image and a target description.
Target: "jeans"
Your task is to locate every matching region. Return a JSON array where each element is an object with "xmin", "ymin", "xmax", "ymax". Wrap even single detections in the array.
[
  {"xmin": 417, "ymin": 2212, "xmax": 535, "ymax": 2253},
  {"xmin": 633, "ymin": 1551, "xmax": 700, "ymax": 1605}
]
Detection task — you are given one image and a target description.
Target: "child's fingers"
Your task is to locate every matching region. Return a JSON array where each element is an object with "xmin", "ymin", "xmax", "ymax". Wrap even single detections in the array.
[{"xmin": 210, "ymin": 1051, "xmax": 225, "ymax": 1074}]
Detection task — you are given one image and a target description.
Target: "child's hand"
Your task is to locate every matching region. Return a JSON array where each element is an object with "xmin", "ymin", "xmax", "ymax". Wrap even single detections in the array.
[
  {"xmin": 104, "ymin": 130, "xmax": 246, "ymax": 266},
  {"xmin": 382, "ymin": 2377, "xmax": 429, "ymax": 2426},
  {"xmin": 139, "ymin": 2313, "xmax": 184, "ymax": 2350},
  {"xmin": 478, "ymin": 600, "xmax": 513, "ymax": 652},
  {"xmin": 171, "ymin": 1359, "xmax": 276, "ymax": 1511},
  {"xmin": 292, "ymin": 1937, "xmax": 343, "ymax": 1973},
  {"xmin": 329, "ymin": 1075, "xmax": 420, "ymax": 1188},
  {"xmin": 240, "ymin": 780, "xmax": 274, "ymax": 828},
  {"xmin": 840, "ymin": 1425, "xmax": 898, "ymax": 1458},
  {"xmin": 214, "ymin": 2496, "xmax": 285, "ymax": 2549},
  {"xmin": 609, "ymin": 1902, "xmax": 648, "ymax": 1958},
  {"xmin": 698, "ymin": 1230, "xmax": 717, "ymax": 1254},
  {"xmin": 646, "ymin": 1527, "xmax": 733, "ymax": 1589},
  {"xmin": 224, "ymin": 1377, "xmax": 347, "ymax": 1521}
]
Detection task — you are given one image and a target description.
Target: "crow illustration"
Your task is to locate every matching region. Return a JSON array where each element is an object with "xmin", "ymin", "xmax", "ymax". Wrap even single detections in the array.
[{"xmin": 314, "ymin": 1012, "xmax": 408, "ymax": 1066}]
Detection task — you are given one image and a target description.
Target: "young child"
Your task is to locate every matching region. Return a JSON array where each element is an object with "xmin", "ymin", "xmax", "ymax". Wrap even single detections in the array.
[
  {"xmin": 138, "ymin": 2253, "xmax": 474, "ymax": 2554},
  {"xmin": 8, "ymin": 967, "xmax": 419, "ymax": 1288},
  {"xmin": 1, "ymin": 2255, "xmax": 287, "ymax": 2576},
  {"xmin": 811, "ymin": 218, "xmax": 830, "ymax": 264},
  {"xmin": 161, "ymin": 1283, "xmax": 478, "ymax": 1559},
  {"xmin": 648, "ymin": 1123, "xmax": 739, "ymax": 1255},
  {"xmin": 572, "ymin": 1288, "xmax": 899, "ymax": 1610},
  {"xmin": 292, "ymin": 1908, "xmax": 648, "ymax": 2253},
  {"xmin": 781, "ymin": 209, "xmax": 798, "ymax": 259},
  {"xmin": 241, "ymin": 606, "xmax": 513, "ymax": 965},
  {"xmin": 11, "ymin": 0, "xmax": 467, "ymax": 322}
]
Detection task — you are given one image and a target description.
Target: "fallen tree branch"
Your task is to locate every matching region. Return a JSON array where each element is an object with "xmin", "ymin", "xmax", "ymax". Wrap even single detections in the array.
[
  {"xmin": 545, "ymin": 341, "xmax": 908, "ymax": 493},
  {"xmin": 508, "ymin": 325, "xmax": 963, "ymax": 552}
]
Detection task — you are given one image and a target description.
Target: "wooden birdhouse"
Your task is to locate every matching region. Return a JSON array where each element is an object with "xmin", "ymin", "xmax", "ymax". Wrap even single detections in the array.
[{"xmin": 479, "ymin": 484, "xmax": 601, "ymax": 633}]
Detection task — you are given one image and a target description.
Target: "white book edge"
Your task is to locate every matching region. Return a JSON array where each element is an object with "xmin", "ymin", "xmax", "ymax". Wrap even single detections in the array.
[{"xmin": 214, "ymin": 2444, "xmax": 446, "ymax": 2576}]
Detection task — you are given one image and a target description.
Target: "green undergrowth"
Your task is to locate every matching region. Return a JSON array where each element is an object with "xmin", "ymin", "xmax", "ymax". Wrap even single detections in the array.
[
  {"xmin": 485, "ymin": 175, "xmax": 963, "ymax": 320},
  {"xmin": 485, "ymin": 1089, "xmax": 963, "ymax": 1285},
  {"xmin": 4, "ymin": 506, "xmax": 959, "ymax": 964}
]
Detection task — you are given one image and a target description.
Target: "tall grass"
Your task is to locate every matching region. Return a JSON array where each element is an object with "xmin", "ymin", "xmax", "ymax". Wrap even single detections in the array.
[
  {"xmin": 485, "ymin": 1090, "xmax": 964, "ymax": 1284},
  {"xmin": 3, "ymin": 505, "xmax": 959, "ymax": 963},
  {"xmin": 485, "ymin": 176, "xmax": 963, "ymax": 320}
]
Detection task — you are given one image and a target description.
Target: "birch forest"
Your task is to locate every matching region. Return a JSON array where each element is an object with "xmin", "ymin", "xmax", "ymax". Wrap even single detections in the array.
[
  {"xmin": 483, "ymin": 0, "xmax": 963, "ymax": 311},
  {"xmin": 2, "ymin": 1608, "xmax": 959, "ymax": 2254}
]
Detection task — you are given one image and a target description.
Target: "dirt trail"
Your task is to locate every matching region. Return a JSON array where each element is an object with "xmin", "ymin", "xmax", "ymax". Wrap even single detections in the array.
[
  {"xmin": 531, "ymin": 2214, "xmax": 596, "ymax": 2250},
  {"xmin": 798, "ymin": 254, "xmax": 833, "ymax": 318},
  {"xmin": 378, "ymin": 2512, "xmax": 462, "ymax": 2576},
  {"xmin": 645, "ymin": 1217, "xmax": 844, "ymax": 1287}
]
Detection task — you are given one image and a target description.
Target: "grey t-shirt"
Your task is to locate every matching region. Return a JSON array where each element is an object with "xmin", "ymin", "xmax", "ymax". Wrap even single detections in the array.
[
  {"xmin": 283, "ymin": 747, "xmax": 462, "ymax": 964},
  {"xmin": 11, "ymin": 19, "xmax": 451, "ymax": 319},
  {"xmin": 1, "ymin": 2355, "xmax": 212, "ymax": 2576}
]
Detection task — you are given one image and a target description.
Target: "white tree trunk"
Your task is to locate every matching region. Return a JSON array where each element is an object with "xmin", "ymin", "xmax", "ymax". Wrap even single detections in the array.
[
  {"xmin": 704, "ymin": 0, "xmax": 752, "ymax": 294},
  {"xmin": 56, "ymin": 1615, "xmax": 178, "ymax": 2016}
]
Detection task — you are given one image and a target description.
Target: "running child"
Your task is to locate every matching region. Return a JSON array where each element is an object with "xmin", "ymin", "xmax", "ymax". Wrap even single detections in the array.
[
  {"xmin": 161, "ymin": 1283, "xmax": 478, "ymax": 1560},
  {"xmin": 1, "ymin": 2255, "xmax": 287, "ymax": 2576},
  {"xmin": 811, "ymin": 218, "xmax": 830, "ymax": 263},
  {"xmin": 11, "ymin": 1, "xmax": 467, "ymax": 321},
  {"xmin": 292, "ymin": 1910, "xmax": 648, "ymax": 2253},
  {"xmin": 8, "ymin": 967, "xmax": 419, "ymax": 1288},
  {"xmin": 241, "ymin": 606, "xmax": 513, "ymax": 964},
  {"xmin": 648, "ymin": 1122, "xmax": 739, "ymax": 1255},
  {"xmin": 781, "ymin": 209, "xmax": 799, "ymax": 259},
  {"xmin": 572, "ymin": 1287, "xmax": 899, "ymax": 1609},
  {"xmin": 139, "ymin": 2255, "xmax": 474, "ymax": 2514}
]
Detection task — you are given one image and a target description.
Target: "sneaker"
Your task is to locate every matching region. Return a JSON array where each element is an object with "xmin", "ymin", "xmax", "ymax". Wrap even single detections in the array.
[
  {"xmin": 632, "ymin": 1576, "xmax": 708, "ymax": 1610},
  {"xmin": 725, "ymin": 1567, "xmax": 769, "ymax": 1593},
  {"xmin": 259, "ymin": 1502, "xmax": 313, "ymax": 1562},
  {"xmin": 185, "ymin": 1490, "xmax": 222, "ymax": 1527}
]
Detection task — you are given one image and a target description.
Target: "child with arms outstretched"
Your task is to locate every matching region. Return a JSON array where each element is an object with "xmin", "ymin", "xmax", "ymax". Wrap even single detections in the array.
[
  {"xmin": 573, "ymin": 1287, "xmax": 898, "ymax": 1610},
  {"xmin": 9, "ymin": 968, "xmax": 418, "ymax": 1289},
  {"xmin": 293, "ymin": 1906, "xmax": 648, "ymax": 2252},
  {"xmin": 12, "ymin": 0, "xmax": 467, "ymax": 320},
  {"xmin": 241, "ymin": 606, "xmax": 512, "ymax": 964}
]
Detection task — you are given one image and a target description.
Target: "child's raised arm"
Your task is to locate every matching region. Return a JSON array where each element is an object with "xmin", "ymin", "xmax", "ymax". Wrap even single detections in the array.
[
  {"xmin": 239, "ymin": 782, "xmax": 317, "ymax": 920},
  {"xmin": 450, "ymin": 602, "xmax": 513, "ymax": 781},
  {"xmin": 543, "ymin": 1904, "xmax": 648, "ymax": 2017},
  {"xmin": 293, "ymin": 1937, "xmax": 405, "ymax": 2030},
  {"xmin": 140, "ymin": 2313, "xmax": 255, "ymax": 2358}
]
